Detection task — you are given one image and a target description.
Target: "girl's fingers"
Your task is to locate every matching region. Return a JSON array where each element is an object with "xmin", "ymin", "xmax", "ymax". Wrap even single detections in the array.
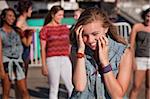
[
  {"xmin": 103, "ymin": 36, "xmax": 109, "ymax": 46},
  {"xmin": 75, "ymin": 25, "xmax": 82, "ymax": 36},
  {"xmin": 99, "ymin": 36, "xmax": 105, "ymax": 47},
  {"xmin": 78, "ymin": 27, "xmax": 83, "ymax": 39},
  {"xmin": 99, "ymin": 36, "xmax": 109, "ymax": 47},
  {"xmin": 97, "ymin": 38, "xmax": 102, "ymax": 49}
]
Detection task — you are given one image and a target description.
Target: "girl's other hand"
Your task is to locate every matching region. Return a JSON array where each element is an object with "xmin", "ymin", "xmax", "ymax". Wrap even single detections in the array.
[{"xmin": 98, "ymin": 35, "xmax": 109, "ymax": 67}]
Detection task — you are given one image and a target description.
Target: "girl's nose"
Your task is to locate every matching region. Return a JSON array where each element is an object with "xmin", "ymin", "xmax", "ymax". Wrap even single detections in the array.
[{"xmin": 87, "ymin": 35, "xmax": 95, "ymax": 43}]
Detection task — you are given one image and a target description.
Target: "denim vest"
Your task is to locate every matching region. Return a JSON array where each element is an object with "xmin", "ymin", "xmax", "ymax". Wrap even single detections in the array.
[
  {"xmin": 0, "ymin": 28, "xmax": 25, "ymax": 80},
  {"xmin": 70, "ymin": 37, "xmax": 127, "ymax": 99},
  {"xmin": 0, "ymin": 28, "xmax": 23, "ymax": 58}
]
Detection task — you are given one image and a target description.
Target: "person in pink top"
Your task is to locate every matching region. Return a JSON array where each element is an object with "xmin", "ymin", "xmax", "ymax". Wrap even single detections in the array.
[{"xmin": 40, "ymin": 5, "xmax": 73, "ymax": 99}]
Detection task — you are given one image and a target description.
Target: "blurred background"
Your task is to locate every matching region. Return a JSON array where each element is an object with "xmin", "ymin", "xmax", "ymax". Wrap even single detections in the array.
[{"xmin": 0, "ymin": 0, "xmax": 150, "ymax": 24}]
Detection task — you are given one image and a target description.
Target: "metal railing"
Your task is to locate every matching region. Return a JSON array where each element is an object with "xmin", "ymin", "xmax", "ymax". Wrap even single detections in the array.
[
  {"xmin": 114, "ymin": 22, "xmax": 131, "ymax": 42},
  {"xmin": 29, "ymin": 27, "xmax": 42, "ymax": 67}
]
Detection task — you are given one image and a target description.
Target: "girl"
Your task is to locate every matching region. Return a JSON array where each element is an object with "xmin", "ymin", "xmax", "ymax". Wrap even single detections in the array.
[
  {"xmin": 70, "ymin": 7, "xmax": 132, "ymax": 99},
  {"xmin": 40, "ymin": 5, "xmax": 73, "ymax": 99},
  {"xmin": 0, "ymin": 8, "xmax": 30, "ymax": 99}
]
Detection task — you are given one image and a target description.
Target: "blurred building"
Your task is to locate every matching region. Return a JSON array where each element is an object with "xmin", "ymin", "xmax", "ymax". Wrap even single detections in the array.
[{"xmin": 1, "ymin": 0, "xmax": 150, "ymax": 24}]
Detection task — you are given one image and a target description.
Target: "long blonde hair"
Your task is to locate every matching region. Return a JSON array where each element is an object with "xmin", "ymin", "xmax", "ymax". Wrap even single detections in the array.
[{"xmin": 72, "ymin": 7, "xmax": 127, "ymax": 46}]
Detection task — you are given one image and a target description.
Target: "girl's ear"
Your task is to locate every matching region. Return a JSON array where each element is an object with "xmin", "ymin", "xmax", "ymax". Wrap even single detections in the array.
[
  {"xmin": 1, "ymin": 15, "xmax": 5, "ymax": 20},
  {"xmin": 51, "ymin": 14, "xmax": 54, "ymax": 18},
  {"xmin": 104, "ymin": 27, "xmax": 109, "ymax": 34}
]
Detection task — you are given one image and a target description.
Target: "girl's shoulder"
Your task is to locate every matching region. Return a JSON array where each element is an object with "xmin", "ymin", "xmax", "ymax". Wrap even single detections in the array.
[
  {"xmin": 42, "ymin": 24, "xmax": 69, "ymax": 30},
  {"xmin": 133, "ymin": 23, "xmax": 144, "ymax": 30}
]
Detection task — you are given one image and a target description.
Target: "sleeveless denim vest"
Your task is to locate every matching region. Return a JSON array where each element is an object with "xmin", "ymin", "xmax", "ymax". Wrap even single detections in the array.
[
  {"xmin": 70, "ymin": 37, "xmax": 127, "ymax": 99},
  {"xmin": 0, "ymin": 28, "xmax": 25, "ymax": 80},
  {"xmin": 0, "ymin": 28, "xmax": 23, "ymax": 58}
]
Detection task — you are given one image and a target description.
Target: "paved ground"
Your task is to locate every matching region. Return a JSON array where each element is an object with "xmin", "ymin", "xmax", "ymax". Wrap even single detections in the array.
[
  {"xmin": 0, "ymin": 67, "xmax": 145, "ymax": 99},
  {"xmin": 0, "ymin": 67, "xmax": 68, "ymax": 99}
]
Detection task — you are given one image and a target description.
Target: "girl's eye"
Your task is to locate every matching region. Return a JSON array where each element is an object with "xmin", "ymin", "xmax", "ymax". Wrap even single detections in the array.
[
  {"xmin": 82, "ymin": 33, "xmax": 86, "ymax": 36},
  {"xmin": 82, "ymin": 34, "xmax": 87, "ymax": 37},
  {"xmin": 92, "ymin": 33, "xmax": 99, "ymax": 36}
]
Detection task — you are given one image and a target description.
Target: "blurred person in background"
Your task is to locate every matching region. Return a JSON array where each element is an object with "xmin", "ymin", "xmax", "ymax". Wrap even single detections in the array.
[
  {"xmin": 70, "ymin": 8, "xmax": 85, "ymax": 31},
  {"xmin": 73, "ymin": 8, "xmax": 85, "ymax": 21},
  {"xmin": 129, "ymin": 8, "xmax": 150, "ymax": 99},
  {"xmin": 0, "ymin": 8, "xmax": 30, "ymax": 99},
  {"xmin": 16, "ymin": 0, "xmax": 34, "ymax": 76},
  {"xmin": 15, "ymin": 0, "xmax": 34, "ymax": 98},
  {"xmin": 40, "ymin": 5, "xmax": 73, "ymax": 99}
]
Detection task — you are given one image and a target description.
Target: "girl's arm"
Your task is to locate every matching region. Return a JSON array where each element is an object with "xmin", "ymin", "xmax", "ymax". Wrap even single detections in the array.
[
  {"xmin": 21, "ymin": 29, "xmax": 34, "ymax": 46},
  {"xmin": 40, "ymin": 39, "xmax": 48, "ymax": 76},
  {"xmin": 98, "ymin": 35, "xmax": 132, "ymax": 98},
  {"xmin": 103, "ymin": 48, "xmax": 132, "ymax": 98},
  {"xmin": 16, "ymin": 19, "xmax": 34, "ymax": 46},
  {"xmin": 129, "ymin": 24, "xmax": 139, "ymax": 52},
  {"xmin": 72, "ymin": 25, "xmax": 87, "ymax": 91},
  {"xmin": 0, "ymin": 36, "xmax": 5, "ymax": 79},
  {"xmin": 73, "ymin": 49, "xmax": 87, "ymax": 92}
]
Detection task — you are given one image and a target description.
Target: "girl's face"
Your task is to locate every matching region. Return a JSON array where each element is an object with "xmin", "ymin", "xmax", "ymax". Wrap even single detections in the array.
[
  {"xmin": 145, "ymin": 12, "xmax": 150, "ymax": 26},
  {"xmin": 82, "ymin": 21, "xmax": 108, "ymax": 50},
  {"xmin": 27, "ymin": 6, "xmax": 32, "ymax": 17},
  {"xmin": 4, "ymin": 10, "xmax": 16, "ymax": 26},
  {"xmin": 53, "ymin": 10, "xmax": 64, "ymax": 24}
]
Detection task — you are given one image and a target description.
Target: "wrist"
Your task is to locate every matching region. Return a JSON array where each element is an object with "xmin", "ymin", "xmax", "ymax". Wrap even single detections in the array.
[
  {"xmin": 101, "ymin": 64, "xmax": 112, "ymax": 74},
  {"xmin": 42, "ymin": 64, "xmax": 47, "ymax": 67},
  {"xmin": 77, "ymin": 48, "xmax": 84, "ymax": 53},
  {"xmin": 76, "ymin": 52, "xmax": 85, "ymax": 58},
  {"xmin": 101, "ymin": 61, "xmax": 109, "ymax": 68}
]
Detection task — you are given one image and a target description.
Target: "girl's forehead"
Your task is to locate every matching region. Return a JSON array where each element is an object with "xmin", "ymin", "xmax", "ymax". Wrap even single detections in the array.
[
  {"xmin": 83, "ymin": 21, "xmax": 103, "ymax": 28},
  {"xmin": 82, "ymin": 21, "xmax": 104, "ymax": 33},
  {"xmin": 147, "ymin": 12, "xmax": 150, "ymax": 15},
  {"xmin": 6, "ymin": 10, "xmax": 14, "ymax": 15}
]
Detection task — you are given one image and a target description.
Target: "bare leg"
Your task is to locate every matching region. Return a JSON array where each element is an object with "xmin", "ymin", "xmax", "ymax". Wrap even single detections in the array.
[
  {"xmin": 16, "ymin": 79, "xmax": 30, "ymax": 99},
  {"xmin": 15, "ymin": 60, "xmax": 29, "ymax": 99},
  {"xmin": 15, "ymin": 83, "xmax": 22, "ymax": 99},
  {"xmin": 2, "ymin": 74, "xmax": 11, "ymax": 99},
  {"xmin": 146, "ymin": 70, "xmax": 150, "ymax": 99},
  {"xmin": 129, "ymin": 70, "xmax": 146, "ymax": 99}
]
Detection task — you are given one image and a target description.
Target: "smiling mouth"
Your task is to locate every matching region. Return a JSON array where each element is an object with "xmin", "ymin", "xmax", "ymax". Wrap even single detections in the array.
[{"xmin": 90, "ymin": 43, "xmax": 96, "ymax": 48}]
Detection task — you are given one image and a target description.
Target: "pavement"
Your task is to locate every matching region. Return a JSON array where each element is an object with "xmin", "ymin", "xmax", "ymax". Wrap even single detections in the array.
[
  {"xmin": 0, "ymin": 67, "xmax": 68, "ymax": 99},
  {"xmin": 0, "ymin": 67, "xmax": 145, "ymax": 99}
]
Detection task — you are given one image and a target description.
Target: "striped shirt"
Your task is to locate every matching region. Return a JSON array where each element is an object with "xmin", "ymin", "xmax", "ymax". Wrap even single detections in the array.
[{"xmin": 40, "ymin": 25, "xmax": 70, "ymax": 57}]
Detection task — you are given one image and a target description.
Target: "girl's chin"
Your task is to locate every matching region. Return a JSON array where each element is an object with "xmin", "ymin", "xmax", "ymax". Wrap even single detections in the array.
[{"xmin": 89, "ymin": 46, "xmax": 96, "ymax": 50}]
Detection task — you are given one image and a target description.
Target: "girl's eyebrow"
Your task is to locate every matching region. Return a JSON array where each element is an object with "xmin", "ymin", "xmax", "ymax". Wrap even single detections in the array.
[{"xmin": 83, "ymin": 31, "xmax": 100, "ymax": 35}]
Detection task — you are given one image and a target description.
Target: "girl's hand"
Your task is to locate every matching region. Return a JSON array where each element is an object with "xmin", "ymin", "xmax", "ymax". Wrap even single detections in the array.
[
  {"xmin": 24, "ymin": 29, "xmax": 35, "ymax": 37},
  {"xmin": 98, "ymin": 35, "xmax": 109, "ymax": 67},
  {"xmin": 41, "ymin": 65, "xmax": 48, "ymax": 76},
  {"xmin": 75, "ymin": 25, "xmax": 85, "ymax": 53}
]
